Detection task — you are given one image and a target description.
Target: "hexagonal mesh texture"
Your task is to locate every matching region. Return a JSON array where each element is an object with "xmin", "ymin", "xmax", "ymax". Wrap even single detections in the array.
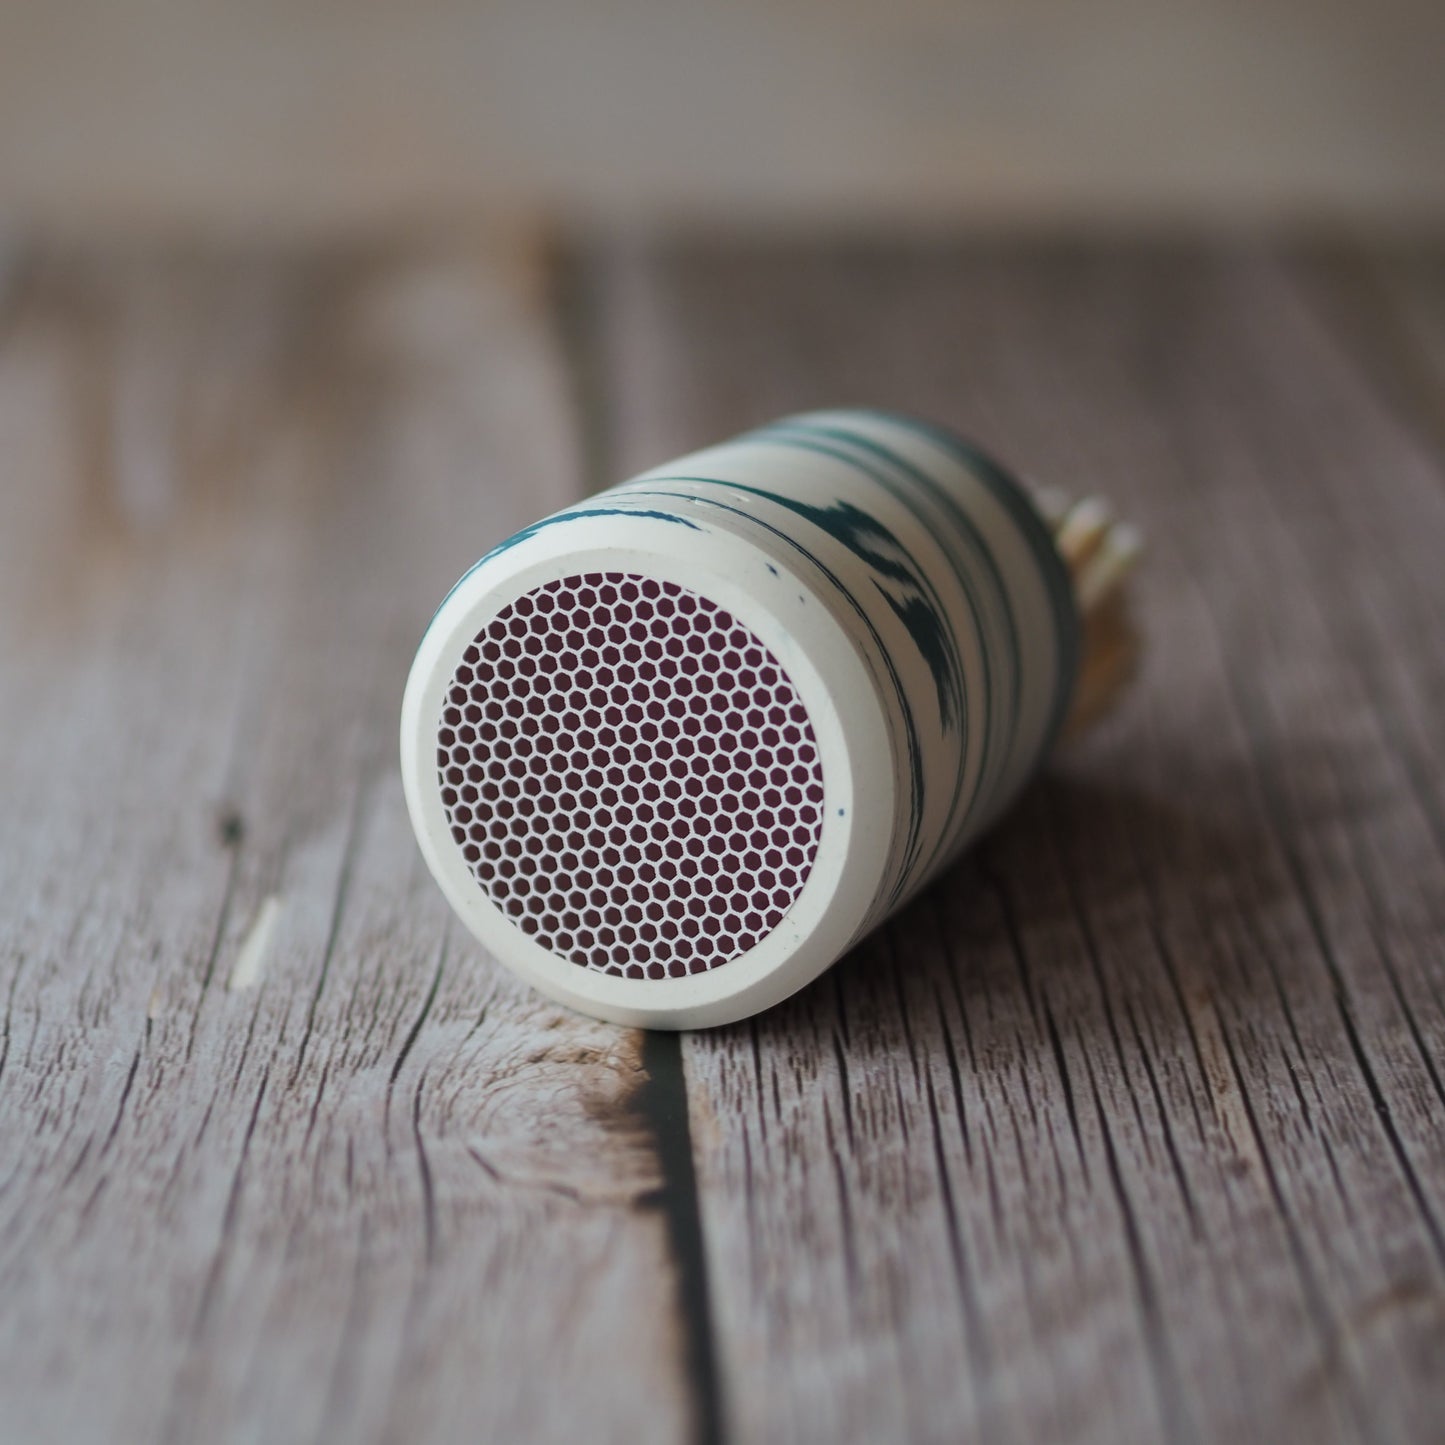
[{"xmin": 436, "ymin": 572, "xmax": 825, "ymax": 978}]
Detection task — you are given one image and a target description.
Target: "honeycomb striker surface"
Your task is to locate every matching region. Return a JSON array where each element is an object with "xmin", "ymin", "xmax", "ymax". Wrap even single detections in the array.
[{"xmin": 436, "ymin": 572, "xmax": 826, "ymax": 979}]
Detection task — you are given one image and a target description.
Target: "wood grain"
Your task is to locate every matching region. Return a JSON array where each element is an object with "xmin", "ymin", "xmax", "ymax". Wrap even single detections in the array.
[
  {"xmin": 2, "ymin": 234, "xmax": 1443, "ymax": 1445},
  {"xmin": 1296, "ymin": 242, "xmax": 1445, "ymax": 463},
  {"xmin": 0, "ymin": 243, "xmax": 688, "ymax": 1444},
  {"xmin": 592, "ymin": 239, "xmax": 1445, "ymax": 1444}
]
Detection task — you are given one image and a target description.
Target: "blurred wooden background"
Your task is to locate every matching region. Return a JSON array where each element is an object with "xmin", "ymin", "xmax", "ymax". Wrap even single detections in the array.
[{"xmin": 0, "ymin": 0, "xmax": 1441, "ymax": 235}]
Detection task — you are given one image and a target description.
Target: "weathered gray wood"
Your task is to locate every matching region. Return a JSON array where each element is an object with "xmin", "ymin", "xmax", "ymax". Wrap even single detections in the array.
[
  {"xmin": 0, "ymin": 244, "xmax": 688, "ymax": 1444},
  {"xmin": 594, "ymin": 240, "xmax": 1445, "ymax": 1445},
  {"xmin": 1296, "ymin": 243, "xmax": 1445, "ymax": 461},
  {"xmin": 5, "ymin": 235, "xmax": 1444, "ymax": 1445}
]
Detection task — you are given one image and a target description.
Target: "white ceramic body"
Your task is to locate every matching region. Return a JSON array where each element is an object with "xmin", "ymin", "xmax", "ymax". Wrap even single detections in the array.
[{"xmin": 401, "ymin": 409, "xmax": 1079, "ymax": 1028}]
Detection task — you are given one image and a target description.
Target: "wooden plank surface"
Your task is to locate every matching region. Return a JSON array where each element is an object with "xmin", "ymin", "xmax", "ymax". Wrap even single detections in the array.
[
  {"xmin": 592, "ymin": 239, "xmax": 1445, "ymax": 1445},
  {"xmin": 1, "ymin": 235, "xmax": 1443, "ymax": 1445},
  {"xmin": 1298, "ymin": 243, "xmax": 1445, "ymax": 460},
  {"xmin": 0, "ymin": 244, "xmax": 687, "ymax": 1444}
]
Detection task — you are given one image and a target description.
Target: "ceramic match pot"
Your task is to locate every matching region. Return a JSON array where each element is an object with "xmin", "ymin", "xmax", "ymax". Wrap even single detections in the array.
[{"xmin": 401, "ymin": 409, "xmax": 1133, "ymax": 1028}]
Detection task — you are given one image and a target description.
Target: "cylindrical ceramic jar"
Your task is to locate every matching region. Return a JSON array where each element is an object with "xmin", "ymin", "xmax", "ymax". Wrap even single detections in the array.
[{"xmin": 401, "ymin": 409, "xmax": 1080, "ymax": 1027}]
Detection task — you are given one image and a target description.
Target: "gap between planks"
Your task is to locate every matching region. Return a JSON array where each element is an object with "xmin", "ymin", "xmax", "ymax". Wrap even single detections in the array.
[{"xmin": 0, "ymin": 237, "xmax": 698, "ymax": 1445}]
